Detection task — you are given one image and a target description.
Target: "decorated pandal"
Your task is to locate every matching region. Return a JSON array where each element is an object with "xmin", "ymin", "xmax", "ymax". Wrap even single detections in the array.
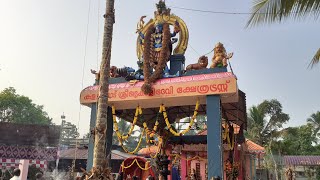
[{"xmin": 80, "ymin": 1, "xmax": 247, "ymax": 180}]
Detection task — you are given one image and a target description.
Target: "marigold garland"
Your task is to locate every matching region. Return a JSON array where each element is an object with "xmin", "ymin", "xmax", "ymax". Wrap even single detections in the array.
[
  {"xmin": 223, "ymin": 123, "xmax": 229, "ymax": 140},
  {"xmin": 112, "ymin": 105, "xmax": 144, "ymax": 154},
  {"xmin": 162, "ymin": 100, "xmax": 199, "ymax": 136},
  {"xmin": 112, "ymin": 105, "xmax": 142, "ymax": 140},
  {"xmin": 169, "ymin": 154, "xmax": 207, "ymax": 161},
  {"xmin": 226, "ymin": 130, "xmax": 235, "ymax": 150},
  {"xmin": 223, "ymin": 123, "xmax": 235, "ymax": 150},
  {"xmin": 118, "ymin": 128, "xmax": 145, "ymax": 154},
  {"xmin": 145, "ymin": 132, "xmax": 162, "ymax": 159},
  {"xmin": 121, "ymin": 159, "xmax": 152, "ymax": 171},
  {"xmin": 143, "ymin": 106, "xmax": 161, "ymax": 139},
  {"xmin": 143, "ymin": 118, "xmax": 162, "ymax": 158}
]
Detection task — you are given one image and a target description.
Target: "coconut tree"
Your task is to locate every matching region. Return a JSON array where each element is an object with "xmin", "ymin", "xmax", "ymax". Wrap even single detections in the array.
[
  {"xmin": 307, "ymin": 111, "xmax": 320, "ymax": 138},
  {"xmin": 91, "ymin": 0, "xmax": 115, "ymax": 177},
  {"xmin": 246, "ymin": 0, "xmax": 320, "ymax": 68},
  {"xmin": 246, "ymin": 106, "xmax": 265, "ymax": 145},
  {"xmin": 246, "ymin": 99, "xmax": 289, "ymax": 180}
]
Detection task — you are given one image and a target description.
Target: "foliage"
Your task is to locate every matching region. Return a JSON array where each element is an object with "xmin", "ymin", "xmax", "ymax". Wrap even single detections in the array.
[
  {"xmin": 273, "ymin": 124, "xmax": 318, "ymax": 155},
  {"xmin": 83, "ymin": 132, "xmax": 91, "ymax": 139},
  {"xmin": 246, "ymin": 0, "xmax": 320, "ymax": 68},
  {"xmin": 307, "ymin": 111, "xmax": 320, "ymax": 138},
  {"xmin": 316, "ymin": 166, "xmax": 320, "ymax": 179},
  {"xmin": 0, "ymin": 168, "xmax": 13, "ymax": 180},
  {"xmin": 0, "ymin": 87, "xmax": 52, "ymax": 125},
  {"xmin": 61, "ymin": 121, "xmax": 80, "ymax": 139},
  {"xmin": 246, "ymin": 99, "xmax": 290, "ymax": 146},
  {"xmin": 175, "ymin": 115, "xmax": 207, "ymax": 136},
  {"xmin": 27, "ymin": 164, "xmax": 43, "ymax": 180},
  {"xmin": 112, "ymin": 119, "xmax": 143, "ymax": 151}
]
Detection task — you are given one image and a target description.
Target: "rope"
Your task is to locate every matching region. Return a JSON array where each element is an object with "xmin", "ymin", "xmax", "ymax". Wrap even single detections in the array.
[
  {"xmin": 188, "ymin": 43, "xmax": 201, "ymax": 56},
  {"xmin": 202, "ymin": 48, "xmax": 215, "ymax": 57},
  {"xmin": 74, "ymin": 0, "xmax": 92, "ymax": 166},
  {"xmin": 96, "ymin": 0, "xmax": 101, "ymax": 70},
  {"xmin": 228, "ymin": 59, "xmax": 236, "ymax": 78}
]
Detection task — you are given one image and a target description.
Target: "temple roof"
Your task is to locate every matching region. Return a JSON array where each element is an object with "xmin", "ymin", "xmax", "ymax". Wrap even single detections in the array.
[
  {"xmin": 283, "ymin": 156, "xmax": 320, "ymax": 166},
  {"xmin": 245, "ymin": 139, "xmax": 265, "ymax": 153}
]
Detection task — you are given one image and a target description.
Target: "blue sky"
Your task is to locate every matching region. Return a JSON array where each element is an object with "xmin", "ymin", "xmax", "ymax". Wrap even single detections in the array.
[{"xmin": 0, "ymin": 0, "xmax": 319, "ymax": 135}]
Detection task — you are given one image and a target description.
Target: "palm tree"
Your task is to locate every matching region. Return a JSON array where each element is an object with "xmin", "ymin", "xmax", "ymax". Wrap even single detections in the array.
[
  {"xmin": 307, "ymin": 111, "xmax": 320, "ymax": 138},
  {"xmin": 93, "ymin": 0, "xmax": 115, "ymax": 172},
  {"xmin": 246, "ymin": 0, "xmax": 320, "ymax": 68},
  {"xmin": 246, "ymin": 100, "xmax": 289, "ymax": 180},
  {"xmin": 245, "ymin": 99, "xmax": 289, "ymax": 146},
  {"xmin": 246, "ymin": 106, "xmax": 265, "ymax": 145}
]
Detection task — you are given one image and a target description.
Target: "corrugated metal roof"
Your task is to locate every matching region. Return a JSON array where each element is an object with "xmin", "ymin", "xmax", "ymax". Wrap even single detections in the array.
[
  {"xmin": 59, "ymin": 148, "xmax": 134, "ymax": 160},
  {"xmin": 283, "ymin": 156, "xmax": 320, "ymax": 166}
]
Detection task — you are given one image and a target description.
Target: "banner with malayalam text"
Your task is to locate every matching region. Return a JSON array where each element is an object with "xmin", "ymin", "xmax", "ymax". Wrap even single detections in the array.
[{"xmin": 80, "ymin": 72, "xmax": 237, "ymax": 109}]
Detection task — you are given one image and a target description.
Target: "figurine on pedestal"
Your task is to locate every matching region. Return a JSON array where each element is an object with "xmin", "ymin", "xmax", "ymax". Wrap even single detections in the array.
[{"xmin": 210, "ymin": 42, "xmax": 233, "ymax": 68}]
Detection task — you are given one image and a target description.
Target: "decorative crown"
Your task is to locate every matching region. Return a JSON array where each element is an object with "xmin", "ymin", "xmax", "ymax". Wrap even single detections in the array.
[{"xmin": 154, "ymin": 1, "xmax": 171, "ymax": 26}]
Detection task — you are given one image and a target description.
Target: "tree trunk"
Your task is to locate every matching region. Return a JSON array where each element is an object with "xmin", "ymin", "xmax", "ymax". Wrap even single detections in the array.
[
  {"xmin": 93, "ymin": 0, "xmax": 115, "ymax": 168},
  {"xmin": 269, "ymin": 141, "xmax": 279, "ymax": 180}
]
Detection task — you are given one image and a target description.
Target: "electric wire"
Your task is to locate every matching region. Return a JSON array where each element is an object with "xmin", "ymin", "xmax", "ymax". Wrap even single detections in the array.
[
  {"xmin": 169, "ymin": 6, "xmax": 313, "ymax": 15},
  {"xmin": 96, "ymin": 0, "xmax": 101, "ymax": 70},
  {"xmin": 75, "ymin": 0, "xmax": 92, "ymax": 169}
]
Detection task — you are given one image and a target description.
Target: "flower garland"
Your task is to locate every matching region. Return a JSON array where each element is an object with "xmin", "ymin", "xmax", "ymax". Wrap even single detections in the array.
[
  {"xmin": 144, "ymin": 121, "xmax": 162, "ymax": 158},
  {"xmin": 121, "ymin": 159, "xmax": 152, "ymax": 171},
  {"xmin": 143, "ymin": 106, "xmax": 161, "ymax": 139},
  {"xmin": 223, "ymin": 123, "xmax": 229, "ymax": 140},
  {"xmin": 112, "ymin": 105, "xmax": 142, "ymax": 140},
  {"xmin": 118, "ymin": 128, "xmax": 145, "ymax": 154},
  {"xmin": 222, "ymin": 122, "xmax": 235, "ymax": 150},
  {"xmin": 226, "ymin": 132, "xmax": 235, "ymax": 150},
  {"xmin": 141, "ymin": 23, "xmax": 171, "ymax": 95},
  {"xmin": 225, "ymin": 160, "xmax": 240, "ymax": 179},
  {"xmin": 162, "ymin": 100, "xmax": 199, "ymax": 136},
  {"xmin": 112, "ymin": 105, "xmax": 144, "ymax": 154},
  {"xmin": 147, "ymin": 136, "xmax": 162, "ymax": 159},
  {"xmin": 169, "ymin": 154, "xmax": 207, "ymax": 161}
]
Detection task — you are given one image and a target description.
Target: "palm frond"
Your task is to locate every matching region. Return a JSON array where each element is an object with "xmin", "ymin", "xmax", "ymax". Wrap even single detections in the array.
[
  {"xmin": 308, "ymin": 48, "xmax": 320, "ymax": 69},
  {"xmin": 247, "ymin": 0, "xmax": 320, "ymax": 27}
]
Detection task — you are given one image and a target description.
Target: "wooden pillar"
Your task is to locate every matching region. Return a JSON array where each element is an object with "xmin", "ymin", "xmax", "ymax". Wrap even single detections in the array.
[
  {"xmin": 86, "ymin": 103, "xmax": 97, "ymax": 171},
  {"xmin": 206, "ymin": 95, "xmax": 222, "ymax": 179}
]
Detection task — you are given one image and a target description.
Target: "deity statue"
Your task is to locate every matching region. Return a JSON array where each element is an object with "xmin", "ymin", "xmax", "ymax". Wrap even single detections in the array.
[
  {"xmin": 137, "ymin": 1, "xmax": 180, "ymax": 71},
  {"xmin": 210, "ymin": 42, "xmax": 233, "ymax": 68},
  {"xmin": 135, "ymin": 0, "xmax": 189, "ymax": 94}
]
